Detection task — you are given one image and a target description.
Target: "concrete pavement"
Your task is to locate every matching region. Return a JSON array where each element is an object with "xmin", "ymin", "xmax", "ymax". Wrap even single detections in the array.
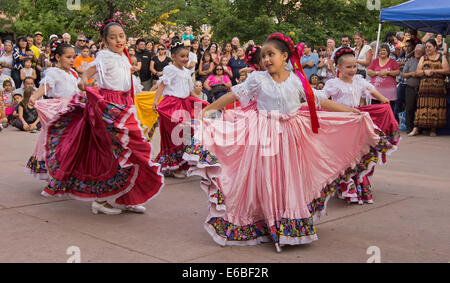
[{"xmin": 0, "ymin": 126, "xmax": 449, "ymax": 263}]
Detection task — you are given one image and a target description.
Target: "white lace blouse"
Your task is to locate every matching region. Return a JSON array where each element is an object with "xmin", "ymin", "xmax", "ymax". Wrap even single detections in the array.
[
  {"xmin": 158, "ymin": 65, "xmax": 194, "ymax": 99},
  {"xmin": 88, "ymin": 49, "xmax": 132, "ymax": 92},
  {"xmin": 231, "ymin": 71, "xmax": 322, "ymax": 114},
  {"xmin": 40, "ymin": 67, "xmax": 79, "ymax": 98},
  {"xmin": 322, "ymin": 75, "xmax": 375, "ymax": 107}
]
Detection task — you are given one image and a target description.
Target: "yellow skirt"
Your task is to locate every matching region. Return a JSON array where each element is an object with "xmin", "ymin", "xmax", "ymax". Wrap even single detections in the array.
[{"xmin": 134, "ymin": 92, "xmax": 162, "ymax": 140}]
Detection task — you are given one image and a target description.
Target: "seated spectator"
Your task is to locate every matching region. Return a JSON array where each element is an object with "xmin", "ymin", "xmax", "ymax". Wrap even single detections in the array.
[
  {"xmin": 238, "ymin": 68, "xmax": 248, "ymax": 84},
  {"xmin": 309, "ymin": 74, "xmax": 320, "ymax": 89},
  {"xmin": 208, "ymin": 43, "xmax": 221, "ymax": 65},
  {"xmin": 219, "ymin": 56, "xmax": 233, "ymax": 79},
  {"xmin": 204, "ymin": 64, "xmax": 232, "ymax": 103},
  {"xmin": 14, "ymin": 77, "xmax": 37, "ymax": 96},
  {"xmin": 90, "ymin": 43, "xmax": 98, "ymax": 58},
  {"xmin": 0, "ymin": 64, "xmax": 16, "ymax": 90},
  {"xmin": 20, "ymin": 57, "xmax": 37, "ymax": 84},
  {"xmin": 192, "ymin": 80, "xmax": 208, "ymax": 101},
  {"xmin": 13, "ymin": 87, "xmax": 40, "ymax": 133},
  {"xmin": 1, "ymin": 79, "xmax": 15, "ymax": 118},
  {"xmin": 9, "ymin": 93, "xmax": 23, "ymax": 125},
  {"xmin": 316, "ymin": 81, "xmax": 325, "ymax": 90}
]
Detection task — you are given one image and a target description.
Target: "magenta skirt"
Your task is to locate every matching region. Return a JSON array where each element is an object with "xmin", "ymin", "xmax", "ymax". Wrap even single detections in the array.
[{"xmin": 42, "ymin": 87, "xmax": 164, "ymax": 206}]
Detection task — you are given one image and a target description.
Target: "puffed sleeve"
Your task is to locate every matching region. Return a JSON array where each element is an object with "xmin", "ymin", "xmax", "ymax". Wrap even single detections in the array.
[
  {"xmin": 40, "ymin": 68, "xmax": 60, "ymax": 97},
  {"xmin": 157, "ymin": 65, "xmax": 177, "ymax": 87},
  {"xmin": 354, "ymin": 75, "xmax": 375, "ymax": 98},
  {"xmin": 322, "ymin": 78, "xmax": 340, "ymax": 99},
  {"xmin": 87, "ymin": 51, "xmax": 110, "ymax": 86},
  {"xmin": 230, "ymin": 71, "xmax": 261, "ymax": 106}
]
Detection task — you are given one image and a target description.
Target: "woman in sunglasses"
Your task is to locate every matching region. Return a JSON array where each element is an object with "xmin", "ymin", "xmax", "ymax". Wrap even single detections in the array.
[
  {"xmin": 204, "ymin": 64, "xmax": 232, "ymax": 103},
  {"xmin": 150, "ymin": 45, "xmax": 172, "ymax": 87}
]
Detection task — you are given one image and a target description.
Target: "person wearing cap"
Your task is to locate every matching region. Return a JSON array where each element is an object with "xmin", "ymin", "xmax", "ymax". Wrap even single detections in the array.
[
  {"xmin": 49, "ymin": 34, "xmax": 58, "ymax": 41},
  {"xmin": 34, "ymin": 32, "xmax": 44, "ymax": 51}
]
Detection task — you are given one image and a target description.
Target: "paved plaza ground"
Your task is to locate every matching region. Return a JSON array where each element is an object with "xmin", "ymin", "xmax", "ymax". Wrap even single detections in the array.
[{"xmin": 0, "ymin": 125, "xmax": 449, "ymax": 263}]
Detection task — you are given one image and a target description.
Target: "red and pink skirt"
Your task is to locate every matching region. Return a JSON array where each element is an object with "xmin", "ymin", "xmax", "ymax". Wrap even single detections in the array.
[
  {"xmin": 42, "ymin": 87, "xmax": 164, "ymax": 206},
  {"xmin": 155, "ymin": 95, "xmax": 216, "ymax": 174}
]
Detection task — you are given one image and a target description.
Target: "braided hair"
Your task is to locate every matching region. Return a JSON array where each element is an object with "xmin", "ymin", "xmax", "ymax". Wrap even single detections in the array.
[{"xmin": 49, "ymin": 39, "xmax": 74, "ymax": 63}]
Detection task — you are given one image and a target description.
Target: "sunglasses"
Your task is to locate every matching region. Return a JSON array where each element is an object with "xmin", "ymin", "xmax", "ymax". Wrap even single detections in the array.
[{"xmin": 216, "ymin": 68, "xmax": 224, "ymax": 71}]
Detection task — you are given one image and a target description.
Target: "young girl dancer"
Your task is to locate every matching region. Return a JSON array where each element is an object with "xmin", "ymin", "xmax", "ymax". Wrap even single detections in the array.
[
  {"xmin": 323, "ymin": 47, "xmax": 400, "ymax": 204},
  {"xmin": 27, "ymin": 40, "xmax": 79, "ymax": 180},
  {"xmin": 40, "ymin": 19, "xmax": 164, "ymax": 215},
  {"xmin": 194, "ymin": 33, "xmax": 396, "ymax": 252},
  {"xmin": 152, "ymin": 39, "xmax": 214, "ymax": 178}
]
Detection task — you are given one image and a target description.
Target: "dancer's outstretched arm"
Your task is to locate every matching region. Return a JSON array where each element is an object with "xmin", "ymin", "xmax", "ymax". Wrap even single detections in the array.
[
  {"xmin": 320, "ymin": 99, "xmax": 361, "ymax": 114},
  {"xmin": 201, "ymin": 92, "xmax": 237, "ymax": 118},
  {"xmin": 78, "ymin": 66, "xmax": 97, "ymax": 91}
]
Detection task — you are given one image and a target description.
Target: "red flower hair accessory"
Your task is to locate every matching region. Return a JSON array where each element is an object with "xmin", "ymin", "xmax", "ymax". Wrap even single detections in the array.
[
  {"xmin": 245, "ymin": 45, "xmax": 261, "ymax": 65},
  {"xmin": 100, "ymin": 19, "xmax": 125, "ymax": 38}
]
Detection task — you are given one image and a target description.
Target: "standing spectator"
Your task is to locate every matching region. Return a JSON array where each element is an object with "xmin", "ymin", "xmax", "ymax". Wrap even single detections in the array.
[
  {"xmin": 199, "ymin": 36, "xmax": 211, "ymax": 56},
  {"xmin": 368, "ymin": 43, "xmax": 400, "ymax": 108},
  {"xmin": 301, "ymin": 42, "xmax": 319, "ymax": 81},
  {"xmin": 409, "ymin": 39, "xmax": 450, "ymax": 137},
  {"xmin": 150, "ymin": 44, "xmax": 172, "ymax": 87},
  {"xmin": 394, "ymin": 39, "xmax": 417, "ymax": 121},
  {"xmin": 222, "ymin": 42, "xmax": 233, "ymax": 63},
  {"xmin": 34, "ymin": 32, "xmax": 44, "ymax": 51},
  {"xmin": 73, "ymin": 46, "xmax": 94, "ymax": 78},
  {"xmin": 0, "ymin": 40, "xmax": 14, "ymax": 77},
  {"xmin": 89, "ymin": 43, "xmax": 98, "ymax": 58},
  {"xmin": 231, "ymin": 37, "xmax": 241, "ymax": 53},
  {"xmin": 402, "ymin": 44, "xmax": 425, "ymax": 134},
  {"xmin": 146, "ymin": 41, "xmax": 155, "ymax": 55},
  {"xmin": 12, "ymin": 36, "xmax": 33, "ymax": 88},
  {"xmin": 220, "ymin": 56, "xmax": 233, "ymax": 79},
  {"xmin": 36, "ymin": 43, "xmax": 51, "ymax": 80},
  {"xmin": 62, "ymin": 33, "xmax": 72, "ymax": 45},
  {"xmin": 184, "ymin": 40, "xmax": 198, "ymax": 76},
  {"xmin": 182, "ymin": 26, "xmax": 195, "ymax": 41},
  {"xmin": 327, "ymin": 38, "xmax": 336, "ymax": 52},
  {"xmin": 354, "ymin": 31, "xmax": 373, "ymax": 79},
  {"xmin": 135, "ymin": 38, "xmax": 153, "ymax": 91},
  {"xmin": 228, "ymin": 47, "xmax": 247, "ymax": 85},
  {"xmin": 384, "ymin": 31, "xmax": 401, "ymax": 59},
  {"xmin": 395, "ymin": 32, "xmax": 405, "ymax": 50},
  {"xmin": 435, "ymin": 34, "xmax": 448, "ymax": 55},
  {"xmin": 20, "ymin": 58, "xmax": 37, "ymax": 84},
  {"xmin": 317, "ymin": 46, "xmax": 328, "ymax": 80},
  {"xmin": 27, "ymin": 35, "xmax": 40, "ymax": 61},
  {"xmin": 208, "ymin": 43, "xmax": 221, "ymax": 65},
  {"xmin": 198, "ymin": 51, "xmax": 215, "ymax": 84},
  {"xmin": 331, "ymin": 35, "xmax": 351, "ymax": 64},
  {"xmin": 0, "ymin": 65, "xmax": 15, "ymax": 90},
  {"xmin": 73, "ymin": 34, "xmax": 87, "ymax": 57}
]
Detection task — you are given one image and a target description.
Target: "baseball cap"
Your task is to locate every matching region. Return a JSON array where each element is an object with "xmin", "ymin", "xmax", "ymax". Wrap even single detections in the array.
[
  {"xmin": 35, "ymin": 31, "xmax": 43, "ymax": 37},
  {"xmin": 49, "ymin": 34, "xmax": 58, "ymax": 40}
]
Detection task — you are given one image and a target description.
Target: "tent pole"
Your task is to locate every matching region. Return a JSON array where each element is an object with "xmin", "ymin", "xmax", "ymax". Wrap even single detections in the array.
[{"xmin": 375, "ymin": 23, "xmax": 382, "ymax": 57}]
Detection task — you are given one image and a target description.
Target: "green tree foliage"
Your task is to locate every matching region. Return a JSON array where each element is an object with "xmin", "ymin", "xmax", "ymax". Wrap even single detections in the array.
[{"xmin": 1, "ymin": 0, "xmax": 411, "ymax": 46}]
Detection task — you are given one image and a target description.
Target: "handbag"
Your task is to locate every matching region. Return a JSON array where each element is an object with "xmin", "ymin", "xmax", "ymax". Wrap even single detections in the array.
[{"xmin": 210, "ymin": 84, "xmax": 228, "ymax": 97}]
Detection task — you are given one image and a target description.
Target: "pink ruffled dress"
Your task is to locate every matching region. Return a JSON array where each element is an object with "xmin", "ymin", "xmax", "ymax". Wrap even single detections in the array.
[
  {"xmin": 190, "ymin": 71, "xmax": 397, "ymax": 247},
  {"xmin": 26, "ymin": 67, "xmax": 79, "ymax": 180},
  {"xmin": 322, "ymin": 75, "xmax": 400, "ymax": 204}
]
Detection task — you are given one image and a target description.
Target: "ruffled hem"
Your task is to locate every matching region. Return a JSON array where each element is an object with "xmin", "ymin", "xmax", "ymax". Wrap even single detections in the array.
[
  {"xmin": 193, "ymin": 123, "xmax": 397, "ymax": 247},
  {"xmin": 25, "ymin": 155, "xmax": 48, "ymax": 180},
  {"xmin": 43, "ymin": 89, "xmax": 164, "ymax": 206}
]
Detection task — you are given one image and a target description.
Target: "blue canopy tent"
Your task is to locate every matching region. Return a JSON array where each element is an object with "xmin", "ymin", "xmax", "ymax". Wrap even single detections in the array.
[{"xmin": 376, "ymin": 0, "xmax": 450, "ymax": 54}]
